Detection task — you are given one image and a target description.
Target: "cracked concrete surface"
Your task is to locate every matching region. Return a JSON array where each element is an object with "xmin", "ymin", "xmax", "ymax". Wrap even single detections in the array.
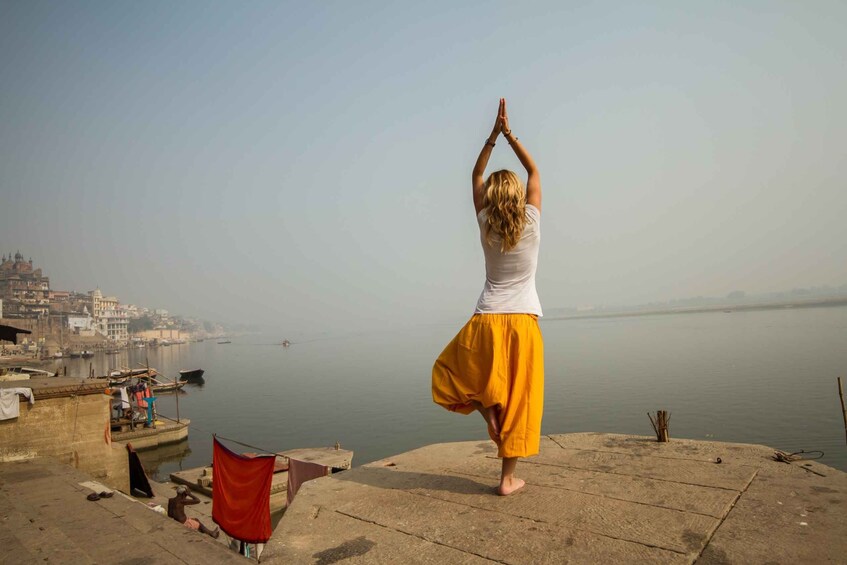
[{"xmin": 263, "ymin": 433, "xmax": 847, "ymax": 564}]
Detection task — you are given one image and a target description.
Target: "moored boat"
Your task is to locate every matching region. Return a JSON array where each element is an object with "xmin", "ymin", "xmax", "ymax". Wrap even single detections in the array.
[
  {"xmin": 178, "ymin": 368, "xmax": 205, "ymax": 382},
  {"xmin": 151, "ymin": 380, "xmax": 187, "ymax": 393},
  {"xmin": 0, "ymin": 366, "xmax": 57, "ymax": 381}
]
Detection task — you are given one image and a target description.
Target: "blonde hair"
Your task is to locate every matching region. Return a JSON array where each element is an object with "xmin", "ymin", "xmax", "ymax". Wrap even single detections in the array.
[{"xmin": 482, "ymin": 170, "xmax": 526, "ymax": 252}]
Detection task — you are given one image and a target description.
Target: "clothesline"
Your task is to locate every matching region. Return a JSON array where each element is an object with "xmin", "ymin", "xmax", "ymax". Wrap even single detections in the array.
[{"xmin": 154, "ymin": 412, "xmax": 282, "ymax": 456}]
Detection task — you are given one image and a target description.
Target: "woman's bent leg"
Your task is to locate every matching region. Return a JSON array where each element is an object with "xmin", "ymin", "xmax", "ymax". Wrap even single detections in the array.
[
  {"xmin": 471, "ymin": 401, "xmax": 501, "ymax": 445},
  {"xmin": 498, "ymin": 457, "xmax": 525, "ymax": 496}
]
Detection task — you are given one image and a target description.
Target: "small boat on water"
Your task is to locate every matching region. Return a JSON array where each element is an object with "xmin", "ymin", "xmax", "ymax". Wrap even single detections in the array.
[
  {"xmin": 281, "ymin": 340, "xmax": 291, "ymax": 347},
  {"xmin": 0, "ymin": 366, "xmax": 56, "ymax": 381},
  {"xmin": 108, "ymin": 367, "xmax": 158, "ymax": 379},
  {"xmin": 179, "ymin": 368, "xmax": 205, "ymax": 382},
  {"xmin": 217, "ymin": 340, "xmax": 231, "ymax": 344},
  {"xmin": 151, "ymin": 380, "xmax": 188, "ymax": 393},
  {"xmin": 81, "ymin": 350, "xmax": 94, "ymax": 358}
]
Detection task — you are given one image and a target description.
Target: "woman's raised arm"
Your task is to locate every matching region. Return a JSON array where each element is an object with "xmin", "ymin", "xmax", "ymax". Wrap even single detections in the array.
[
  {"xmin": 501, "ymin": 100, "xmax": 541, "ymax": 211},
  {"xmin": 472, "ymin": 98, "xmax": 505, "ymax": 214}
]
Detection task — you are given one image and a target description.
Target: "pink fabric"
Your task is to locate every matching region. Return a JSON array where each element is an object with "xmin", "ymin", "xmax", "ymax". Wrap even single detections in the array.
[
  {"xmin": 287, "ymin": 458, "xmax": 328, "ymax": 506},
  {"xmin": 212, "ymin": 438, "xmax": 275, "ymax": 543},
  {"xmin": 183, "ymin": 518, "xmax": 200, "ymax": 531}
]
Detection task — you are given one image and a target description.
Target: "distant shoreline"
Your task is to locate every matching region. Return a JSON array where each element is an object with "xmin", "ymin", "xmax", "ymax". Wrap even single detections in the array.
[{"xmin": 544, "ymin": 296, "xmax": 847, "ymax": 322}]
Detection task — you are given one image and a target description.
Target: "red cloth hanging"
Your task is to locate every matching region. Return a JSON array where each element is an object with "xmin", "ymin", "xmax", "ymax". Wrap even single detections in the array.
[{"xmin": 212, "ymin": 437, "xmax": 275, "ymax": 543}]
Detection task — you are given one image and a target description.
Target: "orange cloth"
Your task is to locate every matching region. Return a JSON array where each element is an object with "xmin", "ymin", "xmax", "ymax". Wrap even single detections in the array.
[
  {"xmin": 212, "ymin": 438, "xmax": 275, "ymax": 543},
  {"xmin": 432, "ymin": 313, "xmax": 544, "ymax": 458}
]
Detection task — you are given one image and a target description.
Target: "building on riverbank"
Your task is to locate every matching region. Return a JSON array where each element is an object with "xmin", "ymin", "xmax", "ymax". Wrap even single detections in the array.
[
  {"xmin": 136, "ymin": 328, "xmax": 191, "ymax": 342},
  {"xmin": 0, "ymin": 252, "xmax": 51, "ymax": 319},
  {"xmin": 0, "ymin": 377, "xmax": 128, "ymax": 491}
]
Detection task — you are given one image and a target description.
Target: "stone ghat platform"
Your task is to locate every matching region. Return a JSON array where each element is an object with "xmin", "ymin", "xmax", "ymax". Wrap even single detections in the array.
[
  {"xmin": 0, "ymin": 457, "xmax": 241, "ymax": 564},
  {"xmin": 263, "ymin": 433, "xmax": 847, "ymax": 564}
]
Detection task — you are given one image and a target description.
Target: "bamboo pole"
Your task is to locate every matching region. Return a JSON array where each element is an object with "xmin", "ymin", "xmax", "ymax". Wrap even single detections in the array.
[
  {"xmin": 838, "ymin": 377, "xmax": 847, "ymax": 447},
  {"xmin": 146, "ymin": 356, "xmax": 158, "ymax": 424},
  {"xmin": 175, "ymin": 375, "xmax": 180, "ymax": 424},
  {"xmin": 648, "ymin": 410, "xmax": 671, "ymax": 442}
]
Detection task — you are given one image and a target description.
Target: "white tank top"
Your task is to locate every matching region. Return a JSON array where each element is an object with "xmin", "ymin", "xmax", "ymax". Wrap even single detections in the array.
[{"xmin": 474, "ymin": 204, "xmax": 542, "ymax": 316}]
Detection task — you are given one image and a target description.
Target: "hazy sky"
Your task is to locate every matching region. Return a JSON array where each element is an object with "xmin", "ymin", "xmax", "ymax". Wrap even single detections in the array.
[{"xmin": 2, "ymin": 1, "xmax": 846, "ymax": 333}]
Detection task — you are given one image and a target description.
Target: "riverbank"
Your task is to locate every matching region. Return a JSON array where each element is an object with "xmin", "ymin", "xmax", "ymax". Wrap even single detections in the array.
[
  {"xmin": 4, "ymin": 433, "xmax": 843, "ymax": 563},
  {"xmin": 265, "ymin": 432, "xmax": 847, "ymax": 563},
  {"xmin": 546, "ymin": 295, "xmax": 847, "ymax": 322}
]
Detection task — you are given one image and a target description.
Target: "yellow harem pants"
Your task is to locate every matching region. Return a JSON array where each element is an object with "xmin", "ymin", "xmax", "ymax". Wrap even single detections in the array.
[{"xmin": 432, "ymin": 313, "xmax": 544, "ymax": 458}]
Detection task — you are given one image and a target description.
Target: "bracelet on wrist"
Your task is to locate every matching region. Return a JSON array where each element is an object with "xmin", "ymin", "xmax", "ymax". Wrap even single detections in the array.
[{"xmin": 485, "ymin": 139, "xmax": 496, "ymax": 147}]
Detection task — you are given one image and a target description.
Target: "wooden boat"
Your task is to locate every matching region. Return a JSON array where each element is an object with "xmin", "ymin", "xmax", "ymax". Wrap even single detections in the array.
[
  {"xmin": 217, "ymin": 340, "xmax": 231, "ymax": 344},
  {"xmin": 0, "ymin": 366, "xmax": 56, "ymax": 381},
  {"xmin": 109, "ymin": 367, "xmax": 158, "ymax": 379},
  {"xmin": 178, "ymin": 368, "xmax": 205, "ymax": 382},
  {"xmin": 81, "ymin": 350, "xmax": 94, "ymax": 358},
  {"xmin": 111, "ymin": 418, "xmax": 190, "ymax": 449},
  {"xmin": 151, "ymin": 380, "xmax": 187, "ymax": 393}
]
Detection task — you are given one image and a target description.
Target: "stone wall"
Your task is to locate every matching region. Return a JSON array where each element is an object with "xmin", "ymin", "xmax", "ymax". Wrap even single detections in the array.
[
  {"xmin": 0, "ymin": 317, "xmax": 109, "ymax": 356},
  {"xmin": 0, "ymin": 390, "xmax": 128, "ymax": 492}
]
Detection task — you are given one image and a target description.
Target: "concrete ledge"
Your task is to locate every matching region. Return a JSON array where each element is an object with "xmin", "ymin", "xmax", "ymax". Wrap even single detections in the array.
[
  {"xmin": 0, "ymin": 457, "xmax": 242, "ymax": 564},
  {"xmin": 263, "ymin": 433, "xmax": 847, "ymax": 564}
]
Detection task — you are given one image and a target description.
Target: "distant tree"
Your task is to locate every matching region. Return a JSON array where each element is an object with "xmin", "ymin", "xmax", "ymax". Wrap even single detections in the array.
[{"xmin": 129, "ymin": 316, "xmax": 154, "ymax": 334}]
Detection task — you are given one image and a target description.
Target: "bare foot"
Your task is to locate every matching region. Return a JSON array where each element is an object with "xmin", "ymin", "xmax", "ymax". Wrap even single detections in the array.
[
  {"xmin": 485, "ymin": 405, "xmax": 501, "ymax": 438},
  {"xmin": 473, "ymin": 402, "xmax": 501, "ymax": 446},
  {"xmin": 486, "ymin": 423, "xmax": 500, "ymax": 444},
  {"xmin": 497, "ymin": 478, "xmax": 525, "ymax": 496}
]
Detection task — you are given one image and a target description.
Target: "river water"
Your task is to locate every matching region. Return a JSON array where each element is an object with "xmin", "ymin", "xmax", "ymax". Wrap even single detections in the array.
[{"xmin": 54, "ymin": 305, "xmax": 847, "ymax": 479}]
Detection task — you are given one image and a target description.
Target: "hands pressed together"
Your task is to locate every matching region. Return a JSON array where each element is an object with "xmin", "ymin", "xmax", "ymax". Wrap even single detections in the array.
[
  {"xmin": 474, "ymin": 97, "xmax": 539, "ymax": 210},
  {"xmin": 487, "ymin": 98, "xmax": 513, "ymax": 145}
]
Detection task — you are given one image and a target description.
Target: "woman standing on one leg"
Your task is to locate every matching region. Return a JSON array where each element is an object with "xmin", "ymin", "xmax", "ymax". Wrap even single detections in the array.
[{"xmin": 432, "ymin": 98, "xmax": 544, "ymax": 496}]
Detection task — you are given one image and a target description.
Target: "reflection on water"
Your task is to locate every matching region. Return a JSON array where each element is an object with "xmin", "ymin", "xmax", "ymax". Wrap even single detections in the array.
[
  {"xmin": 136, "ymin": 440, "xmax": 193, "ymax": 481},
  {"xmin": 50, "ymin": 306, "xmax": 847, "ymax": 480}
]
